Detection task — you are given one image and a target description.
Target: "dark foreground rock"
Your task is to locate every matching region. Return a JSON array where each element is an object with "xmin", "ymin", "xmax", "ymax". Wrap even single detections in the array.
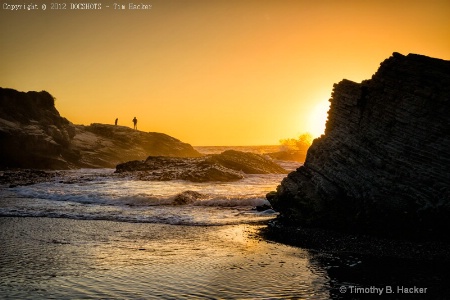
[
  {"xmin": 116, "ymin": 150, "xmax": 287, "ymax": 182},
  {"xmin": 268, "ymin": 53, "xmax": 450, "ymax": 239},
  {"xmin": 261, "ymin": 221, "xmax": 450, "ymax": 262},
  {"xmin": 0, "ymin": 88, "xmax": 201, "ymax": 169},
  {"xmin": 260, "ymin": 221, "xmax": 450, "ymax": 299},
  {"xmin": 0, "ymin": 89, "xmax": 77, "ymax": 169}
]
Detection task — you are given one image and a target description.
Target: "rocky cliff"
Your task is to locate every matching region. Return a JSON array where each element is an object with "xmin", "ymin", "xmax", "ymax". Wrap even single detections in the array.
[
  {"xmin": 0, "ymin": 88, "xmax": 77, "ymax": 169},
  {"xmin": 0, "ymin": 88, "xmax": 201, "ymax": 169},
  {"xmin": 72, "ymin": 123, "xmax": 201, "ymax": 168},
  {"xmin": 268, "ymin": 53, "xmax": 450, "ymax": 238}
]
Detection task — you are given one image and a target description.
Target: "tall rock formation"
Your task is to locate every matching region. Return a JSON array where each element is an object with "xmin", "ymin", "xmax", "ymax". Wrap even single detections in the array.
[
  {"xmin": 0, "ymin": 88, "xmax": 201, "ymax": 169},
  {"xmin": 0, "ymin": 88, "xmax": 77, "ymax": 169},
  {"xmin": 268, "ymin": 53, "xmax": 450, "ymax": 238}
]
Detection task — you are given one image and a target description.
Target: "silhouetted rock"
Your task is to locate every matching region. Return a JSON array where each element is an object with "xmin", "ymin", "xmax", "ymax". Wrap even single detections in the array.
[
  {"xmin": 72, "ymin": 123, "xmax": 201, "ymax": 168},
  {"xmin": 0, "ymin": 169, "xmax": 60, "ymax": 188},
  {"xmin": 255, "ymin": 204, "xmax": 273, "ymax": 212},
  {"xmin": 115, "ymin": 150, "xmax": 287, "ymax": 182},
  {"xmin": 116, "ymin": 156, "xmax": 244, "ymax": 182},
  {"xmin": 209, "ymin": 150, "xmax": 287, "ymax": 174},
  {"xmin": 172, "ymin": 190, "xmax": 205, "ymax": 205},
  {"xmin": 268, "ymin": 53, "xmax": 450, "ymax": 239},
  {"xmin": 0, "ymin": 88, "xmax": 77, "ymax": 169},
  {"xmin": 0, "ymin": 88, "xmax": 201, "ymax": 169}
]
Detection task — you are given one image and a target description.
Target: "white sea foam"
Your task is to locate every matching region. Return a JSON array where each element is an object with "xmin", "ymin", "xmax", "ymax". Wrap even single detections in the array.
[{"xmin": 0, "ymin": 167, "xmax": 286, "ymax": 226}]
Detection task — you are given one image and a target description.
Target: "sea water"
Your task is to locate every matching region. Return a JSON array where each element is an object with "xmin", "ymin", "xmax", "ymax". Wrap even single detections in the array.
[
  {"xmin": 0, "ymin": 146, "xmax": 298, "ymax": 226},
  {"xmin": 0, "ymin": 170, "xmax": 295, "ymax": 226},
  {"xmin": 1, "ymin": 147, "xmax": 448, "ymax": 299},
  {"xmin": 0, "ymin": 147, "xmax": 330, "ymax": 299},
  {"xmin": 0, "ymin": 218, "xmax": 332, "ymax": 299}
]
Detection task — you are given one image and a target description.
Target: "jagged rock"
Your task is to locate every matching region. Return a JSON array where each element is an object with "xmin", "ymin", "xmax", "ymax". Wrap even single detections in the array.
[
  {"xmin": 0, "ymin": 88, "xmax": 77, "ymax": 169},
  {"xmin": 255, "ymin": 204, "xmax": 273, "ymax": 212},
  {"xmin": 116, "ymin": 156, "xmax": 244, "ymax": 182},
  {"xmin": 172, "ymin": 190, "xmax": 205, "ymax": 205},
  {"xmin": 0, "ymin": 169, "xmax": 60, "ymax": 188},
  {"xmin": 0, "ymin": 88, "xmax": 201, "ymax": 169},
  {"xmin": 209, "ymin": 150, "xmax": 287, "ymax": 174},
  {"xmin": 268, "ymin": 53, "xmax": 450, "ymax": 239},
  {"xmin": 115, "ymin": 150, "xmax": 287, "ymax": 182}
]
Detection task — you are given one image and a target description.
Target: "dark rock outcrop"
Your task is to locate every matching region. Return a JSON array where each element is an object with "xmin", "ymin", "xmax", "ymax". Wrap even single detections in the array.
[
  {"xmin": 209, "ymin": 150, "xmax": 288, "ymax": 174},
  {"xmin": 0, "ymin": 169, "xmax": 60, "ymax": 188},
  {"xmin": 0, "ymin": 88, "xmax": 201, "ymax": 169},
  {"xmin": 116, "ymin": 156, "xmax": 245, "ymax": 182},
  {"xmin": 115, "ymin": 150, "xmax": 287, "ymax": 182},
  {"xmin": 268, "ymin": 53, "xmax": 450, "ymax": 239},
  {"xmin": 72, "ymin": 123, "xmax": 201, "ymax": 168},
  {"xmin": 0, "ymin": 88, "xmax": 77, "ymax": 169},
  {"xmin": 172, "ymin": 190, "xmax": 206, "ymax": 205}
]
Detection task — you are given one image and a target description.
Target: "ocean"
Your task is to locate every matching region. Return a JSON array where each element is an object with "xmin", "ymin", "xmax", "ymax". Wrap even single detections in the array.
[
  {"xmin": 0, "ymin": 146, "xmax": 448, "ymax": 299},
  {"xmin": 0, "ymin": 145, "xmax": 297, "ymax": 226}
]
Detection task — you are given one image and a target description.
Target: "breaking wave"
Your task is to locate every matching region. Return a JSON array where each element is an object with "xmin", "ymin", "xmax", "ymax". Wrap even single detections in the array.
[{"xmin": 0, "ymin": 168, "xmax": 286, "ymax": 226}]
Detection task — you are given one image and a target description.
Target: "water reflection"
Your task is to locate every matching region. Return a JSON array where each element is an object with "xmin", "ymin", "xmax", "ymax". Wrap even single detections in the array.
[
  {"xmin": 1, "ymin": 217, "xmax": 332, "ymax": 299},
  {"xmin": 307, "ymin": 251, "xmax": 450, "ymax": 299}
]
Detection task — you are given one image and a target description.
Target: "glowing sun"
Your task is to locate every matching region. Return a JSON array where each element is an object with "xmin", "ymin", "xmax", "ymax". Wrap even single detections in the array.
[{"xmin": 308, "ymin": 100, "xmax": 330, "ymax": 138}]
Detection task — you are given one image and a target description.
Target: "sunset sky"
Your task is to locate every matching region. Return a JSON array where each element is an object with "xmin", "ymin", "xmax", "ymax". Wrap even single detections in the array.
[{"xmin": 1, "ymin": 0, "xmax": 449, "ymax": 145}]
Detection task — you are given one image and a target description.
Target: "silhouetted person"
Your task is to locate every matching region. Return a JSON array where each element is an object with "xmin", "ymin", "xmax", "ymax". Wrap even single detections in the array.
[
  {"xmin": 132, "ymin": 117, "xmax": 137, "ymax": 130},
  {"xmin": 115, "ymin": 118, "xmax": 118, "ymax": 126}
]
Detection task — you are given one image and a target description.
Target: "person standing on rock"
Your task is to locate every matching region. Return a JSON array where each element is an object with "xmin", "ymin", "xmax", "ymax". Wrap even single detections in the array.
[
  {"xmin": 132, "ymin": 117, "xmax": 138, "ymax": 130},
  {"xmin": 115, "ymin": 118, "xmax": 118, "ymax": 126}
]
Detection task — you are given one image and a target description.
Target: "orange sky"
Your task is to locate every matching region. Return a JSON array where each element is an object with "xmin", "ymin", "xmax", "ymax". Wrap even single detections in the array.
[{"xmin": 1, "ymin": 0, "xmax": 449, "ymax": 145}]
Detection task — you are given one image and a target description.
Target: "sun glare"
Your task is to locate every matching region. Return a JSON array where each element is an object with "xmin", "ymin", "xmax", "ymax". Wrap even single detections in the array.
[{"xmin": 308, "ymin": 100, "xmax": 330, "ymax": 138}]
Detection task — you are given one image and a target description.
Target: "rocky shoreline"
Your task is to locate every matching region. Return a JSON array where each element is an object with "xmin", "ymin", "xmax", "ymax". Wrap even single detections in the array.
[
  {"xmin": 0, "ymin": 88, "xmax": 201, "ymax": 169},
  {"xmin": 0, "ymin": 149, "xmax": 288, "ymax": 186},
  {"xmin": 0, "ymin": 169, "xmax": 60, "ymax": 188},
  {"xmin": 261, "ymin": 221, "xmax": 450, "ymax": 263},
  {"xmin": 115, "ymin": 150, "xmax": 287, "ymax": 182}
]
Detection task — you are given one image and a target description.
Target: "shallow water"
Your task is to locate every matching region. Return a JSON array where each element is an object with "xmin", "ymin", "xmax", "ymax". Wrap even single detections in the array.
[
  {"xmin": 2, "ymin": 217, "xmax": 448, "ymax": 299},
  {"xmin": 0, "ymin": 217, "xmax": 330, "ymax": 299}
]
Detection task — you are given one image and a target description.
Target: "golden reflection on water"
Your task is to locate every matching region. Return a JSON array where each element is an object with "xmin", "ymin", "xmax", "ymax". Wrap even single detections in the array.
[{"xmin": 1, "ymin": 218, "xmax": 330, "ymax": 299}]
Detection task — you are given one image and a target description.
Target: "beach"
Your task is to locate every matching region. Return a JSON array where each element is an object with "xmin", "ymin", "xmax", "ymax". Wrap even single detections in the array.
[
  {"xmin": 0, "ymin": 217, "xmax": 329, "ymax": 299},
  {"xmin": 2, "ymin": 217, "xmax": 450, "ymax": 299},
  {"xmin": 0, "ymin": 164, "xmax": 449, "ymax": 299}
]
